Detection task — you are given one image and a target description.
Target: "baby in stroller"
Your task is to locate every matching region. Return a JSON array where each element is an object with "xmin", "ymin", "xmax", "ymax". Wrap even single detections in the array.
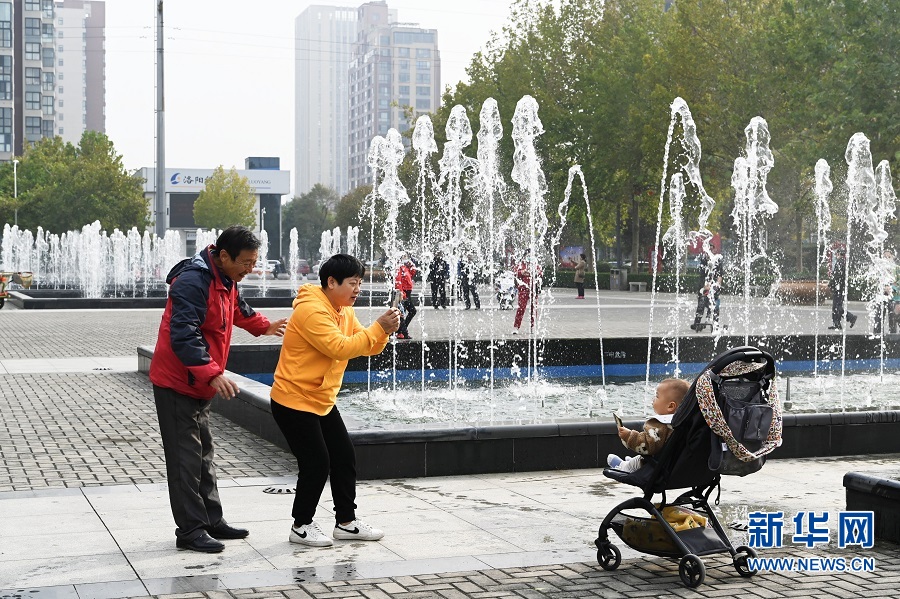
[
  {"xmin": 607, "ymin": 378, "xmax": 689, "ymax": 473},
  {"xmin": 495, "ymin": 270, "xmax": 516, "ymax": 310},
  {"xmin": 595, "ymin": 347, "xmax": 782, "ymax": 588}
]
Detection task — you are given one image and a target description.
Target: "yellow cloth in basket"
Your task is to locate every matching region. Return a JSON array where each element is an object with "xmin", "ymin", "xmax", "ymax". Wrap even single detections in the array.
[{"xmin": 621, "ymin": 506, "xmax": 707, "ymax": 553}]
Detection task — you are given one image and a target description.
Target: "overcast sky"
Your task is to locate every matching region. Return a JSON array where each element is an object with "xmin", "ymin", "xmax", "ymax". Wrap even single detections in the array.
[{"xmin": 105, "ymin": 0, "xmax": 515, "ymax": 191}]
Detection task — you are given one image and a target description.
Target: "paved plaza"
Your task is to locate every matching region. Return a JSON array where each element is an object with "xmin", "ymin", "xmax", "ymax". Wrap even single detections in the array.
[{"xmin": 0, "ymin": 290, "xmax": 897, "ymax": 598}]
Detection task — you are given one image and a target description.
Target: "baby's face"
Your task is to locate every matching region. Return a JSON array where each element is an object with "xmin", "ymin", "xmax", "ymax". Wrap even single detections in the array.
[{"xmin": 653, "ymin": 386, "xmax": 680, "ymax": 415}]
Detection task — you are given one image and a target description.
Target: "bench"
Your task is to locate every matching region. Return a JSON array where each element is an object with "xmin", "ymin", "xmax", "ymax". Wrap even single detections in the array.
[{"xmin": 628, "ymin": 281, "xmax": 647, "ymax": 292}]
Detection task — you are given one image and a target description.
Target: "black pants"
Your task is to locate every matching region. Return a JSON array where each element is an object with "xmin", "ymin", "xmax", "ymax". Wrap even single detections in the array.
[
  {"xmin": 430, "ymin": 282, "xmax": 447, "ymax": 308},
  {"xmin": 831, "ymin": 293, "xmax": 855, "ymax": 327},
  {"xmin": 399, "ymin": 297, "xmax": 417, "ymax": 335},
  {"xmin": 462, "ymin": 280, "xmax": 480, "ymax": 308},
  {"xmin": 576, "ymin": 282, "xmax": 585, "ymax": 297},
  {"xmin": 154, "ymin": 385, "xmax": 224, "ymax": 542},
  {"xmin": 271, "ymin": 401, "xmax": 357, "ymax": 525}
]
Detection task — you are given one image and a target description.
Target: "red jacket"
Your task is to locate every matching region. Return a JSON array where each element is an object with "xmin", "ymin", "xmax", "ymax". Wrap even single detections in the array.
[
  {"xmin": 150, "ymin": 246, "xmax": 270, "ymax": 399},
  {"xmin": 394, "ymin": 263, "xmax": 416, "ymax": 297}
]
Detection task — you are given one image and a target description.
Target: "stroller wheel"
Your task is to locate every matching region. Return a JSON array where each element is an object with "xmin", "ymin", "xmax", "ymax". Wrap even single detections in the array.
[
  {"xmin": 678, "ymin": 554, "xmax": 706, "ymax": 588},
  {"xmin": 595, "ymin": 542, "xmax": 621, "ymax": 571},
  {"xmin": 733, "ymin": 545, "xmax": 758, "ymax": 578}
]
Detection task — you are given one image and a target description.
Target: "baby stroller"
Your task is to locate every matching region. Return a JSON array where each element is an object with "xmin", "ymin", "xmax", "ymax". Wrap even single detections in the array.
[
  {"xmin": 495, "ymin": 271, "xmax": 516, "ymax": 310},
  {"xmin": 595, "ymin": 346, "xmax": 781, "ymax": 588}
]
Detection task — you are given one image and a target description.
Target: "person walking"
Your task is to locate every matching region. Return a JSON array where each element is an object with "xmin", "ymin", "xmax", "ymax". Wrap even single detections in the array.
[
  {"xmin": 574, "ymin": 253, "xmax": 587, "ymax": 299},
  {"xmin": 270, "ymin": 254, "xmax": 400, "ymax": 547},
  {"xmin": 394, "ymin": 257, "xmax": 418, "ymax": 339},
  {"xmin": 427, "ymin": 251, "xmax": 449, "ymax": 309},
  {"xmin": 461, "ymin": 254, "xmax": 481, "ymax": 310},
  {"xmin": 150, "ymin": 226, "xmax": 288, "ymax": 553},
  {"xmin": 690, "ymin": 252, "xmax": 724, "ymax": 332},
  {"xmin": 512, "ymin": 249, "xmax": 543, "ymax": 334},
  {"xmin": 829, "ymin": 256, "xmax": 857, "ymax": 330}
]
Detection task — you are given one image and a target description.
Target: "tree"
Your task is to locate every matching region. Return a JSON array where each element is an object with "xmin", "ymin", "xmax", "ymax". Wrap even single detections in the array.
[
  {"xmin": 0, "ymin": 132, "xmax": 149, "ymax": 234},
  {"xmin": 281, "ymin": 184, "xmax": 337, "ymax": 259},
  {"xmin": 193, "ymin": 166, "xmax": 256, "ymax": 230}
]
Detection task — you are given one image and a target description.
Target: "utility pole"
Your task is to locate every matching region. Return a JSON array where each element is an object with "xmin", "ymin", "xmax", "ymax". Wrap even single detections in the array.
[{"xmin": 155, "ymin": 1, "xmax": 166, "ymax": 237}]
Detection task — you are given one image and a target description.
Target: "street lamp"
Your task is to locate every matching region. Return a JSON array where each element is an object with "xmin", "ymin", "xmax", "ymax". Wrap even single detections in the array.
[
  {"xmin": 12, "ymin": 158, "xmax": 18, "ymax": 227},
  {"xmin": 260, "ymin": 207, "xmax": 266, "ymax": 236}
]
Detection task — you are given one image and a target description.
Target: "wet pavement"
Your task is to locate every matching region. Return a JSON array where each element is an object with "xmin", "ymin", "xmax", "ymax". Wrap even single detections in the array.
[{"xmin": 0, "ymin": 292, "xmax": 897, "ymax": 597}]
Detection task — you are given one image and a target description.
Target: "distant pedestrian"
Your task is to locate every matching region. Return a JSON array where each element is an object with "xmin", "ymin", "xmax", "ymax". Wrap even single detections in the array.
[
  {"xmin": 574, "ymin": 253, "xmax": 587, "ymax": 299},
  {"xmin": 461, "ymin": 254, "xmax": 481, "ymax": 310},
  {"xmin": 395, "ymin": 257, "xmax": 418, "ymax": 339},
  {"xmin": 427, "ymin": 251, "xmax": 449, "ymax": 309},
  {"xmin": 828, "ymin": 256, "xmax": 857, "ymax": 331},
  {"xmin": 690, "ymin": 252, "xmax": 724, "ymax": 332},
  {"xmin": 512, "ymin": 249, "xmax": 543, "ymax": 334},
  {"xmin": 150, "ymin": 226, "xmax": 287, "ymax": 553}
]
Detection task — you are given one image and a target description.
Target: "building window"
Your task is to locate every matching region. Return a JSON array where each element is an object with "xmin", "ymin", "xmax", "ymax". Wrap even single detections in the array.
[
  {"xmin": 42, "ymin": 95, "xmax": 54, "ymax": 115},
  {"xmin": 416, "ymin": 99, "xmax": 431, "ymax": 110},
  {"xmin": 379, "ymin": 35, "xmax": 389, "ymax": 46},
  {"xmin": 0, "ymin": 107, "xmax": 10, "ymax": 152},
  {"xmin": 378, "ymin": 85, "xmax": 389, "ymax": 95},
  {"xmin": 398, "ymin": 85, "xmax": 410, "ymax": 96},
  {"xmin": 26, "ymin": 92, "xmax": 41, "ymax": 110},
  {"xmin": 416, "ymin": 48, "xmax": 431, "ymax": 59},
  {"xmin": 397, "ymin": 47, "xmax": 409, "ymax": 57},
  {"xmin": 0, "ymin": 55, "xmax": 9, "ymax": 101},
  {"xmin": 57, "ymin": 99, "xmax": 63, "ymax": 107},
  {"xmin": 399, "ymin": 60, "xmax": 409, "ymax": 70},
  {"xmin": 378, "ymin": 98, "xmax": 388, "ymax": 108},
  {"xmin": 394, "ymin": 31, "xmax": 435, "ymax": 45},
  {"xmin": 43, "ymin": 47, "xmax": 55, "ymax": 67},
  {"xmin": 56, "ymin": 28, "xmax": 62, "ymax": 38},
  {"xmin": 25, "ymin": 68, "xmax": 40, "ymax": 86},
  {"xmin": 379, "ymin": 111, "xmax": 389, "ymax": 122},
  {"xmin": 377, "ymin": 72, "xmax": 390, "ymax": 83},
  {"xmin": 58, "ymin": 127, "xmax": 63, "ymax": 135},
  {"xmin": 26, "ymin": 0, "xmax": 41, "ymax": 9},
  {"xmin": 42, "ymin": 119, "xmax": 53, "ymax": 138},
  {"xmin": 26, "ymin": 116, "xmax": 41, "ymax": 137},
  {"xmin": 42, "ymin": 71, "xmax": 54, "ymax": 91},
  {"xmin": 25, "ymin": 18, "xmax": 40, "ymax": 37},
  {"xmin": 416, "ymin": 61, "xmax": 430, "ymax": 70},
  {"xmin": 416, "ymin": 73, "xmax": 430, "ymax": 84},
  {"xmin": 58, "ymin": 44, "xmax": 63, "ymax": 53},
  {"xmin": 399, "ymin": 97, "xmax": 410, "ymax": 107},
  {"xmin": 416, "ymin": 86, "xmax": 430, "ymax": 97},
  {"xmin": 398, "ymin": 72, "xmax": 409, "ymax": 83},
  {"xmin": 0, "ymin": 3, "xmax": 10, "ymax": 48},
  {"xmin": 26, "ymin": 42, "xmax": 41, "ymax": 60}
]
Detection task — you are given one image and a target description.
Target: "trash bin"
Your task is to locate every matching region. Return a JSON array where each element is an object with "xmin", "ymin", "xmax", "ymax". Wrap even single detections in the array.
[{"xmin": 609, "ymin": 268, "xmax": 620, "ymax": 290}]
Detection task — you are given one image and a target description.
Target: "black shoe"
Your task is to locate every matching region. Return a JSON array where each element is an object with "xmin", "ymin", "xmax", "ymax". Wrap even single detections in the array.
[
  {"xmin": 828, "ymin": 325, "xmax": 841, "ymax": 330},
  {"xmin": 176, "ymin": 532, "xmax": 225, "ymax": 553},
  {"xmin": 849, "ymin": 314, "xmax": 857, "ymax": 328},
  {"xmin": 208, "ymin": 523, "xmax": 249, "ymax": 539}
]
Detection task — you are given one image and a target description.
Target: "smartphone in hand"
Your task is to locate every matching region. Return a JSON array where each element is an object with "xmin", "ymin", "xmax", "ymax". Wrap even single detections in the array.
[
  {"xmin": 390, "ymin": 289, "xmax": 402, "ymax": 309},
  {"xmin": 612, "ymin": 411, "xmax": 624, "ymax": 429}
]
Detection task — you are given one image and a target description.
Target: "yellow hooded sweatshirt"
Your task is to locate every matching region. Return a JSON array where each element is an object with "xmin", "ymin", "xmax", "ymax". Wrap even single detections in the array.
[{"xmin": 271, "ymin": 283, "xmax": 389, "ymax": 415}]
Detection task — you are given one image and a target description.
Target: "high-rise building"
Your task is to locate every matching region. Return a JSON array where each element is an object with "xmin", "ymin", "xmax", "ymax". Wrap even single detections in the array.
[
  {"xmin": 294, "ymin": 4, "xmax": 357, "ymax": 197},
  {"xmin": 54, "ymin": 0, "xmax": 105, "ymax": 145},
  {"xmin": 0, "ymin": 0, "xmax": 57, "ymax": 160},
  {"xmin": 348, "ymin": 1, "xmax": 440, "ymax": 191},
  {"xmin": 0, "ymin": 1, "xmax": 104, "ymax": 162}
]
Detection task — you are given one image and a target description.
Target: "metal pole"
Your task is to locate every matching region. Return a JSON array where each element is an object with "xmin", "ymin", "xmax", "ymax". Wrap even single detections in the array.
[
  {"xmin": 155, "ymin": 1, "xmax": 166, "ymax": 237},
  {"xmin": 12, "ymin": 159, "xmax": 17, "ymax": 227}
]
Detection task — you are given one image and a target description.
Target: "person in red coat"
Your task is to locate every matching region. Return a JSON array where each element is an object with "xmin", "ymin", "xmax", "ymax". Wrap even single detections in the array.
[
  {"xmin": 394, "ymin": 257, "xmax": 418, "ymax": 339},
  {"xmin": 150, "ymin": 226, "xmax": 287, "ymax": 553},
  {"xmin": 513, "ymin": 249, "xmax": 543, "ymax": 334}
]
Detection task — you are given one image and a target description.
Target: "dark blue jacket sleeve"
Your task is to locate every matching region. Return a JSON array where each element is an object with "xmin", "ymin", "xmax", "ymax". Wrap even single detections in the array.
[{"xmin": 169, "ymin": 269, "xmax": 216, "ymax": 368}]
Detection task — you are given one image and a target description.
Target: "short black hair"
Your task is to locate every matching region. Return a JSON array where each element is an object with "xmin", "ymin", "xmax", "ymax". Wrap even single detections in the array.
[
  {"xmin": 320, "ymin": 253, "xmax": 365, "ymax": 287},
  {"xmin": 213, "ymin": 226, "xmax": 261, "ymax": 260},
  {"xmin": 580, "ymin": 253, "xmax": 587, "ymax": 260}
]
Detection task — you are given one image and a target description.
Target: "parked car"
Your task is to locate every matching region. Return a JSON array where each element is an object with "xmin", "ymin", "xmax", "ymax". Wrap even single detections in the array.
[
  {"xmin": 251, "ymin": 260, "xmax": 286, "ymax": 279},
  {"xmin": 296, "ymin": 259, "xmax": 311, "ymax": 276}
]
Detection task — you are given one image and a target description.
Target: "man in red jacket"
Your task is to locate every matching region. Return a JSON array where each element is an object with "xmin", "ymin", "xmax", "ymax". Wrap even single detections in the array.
[{"xmin": 150, "ymin": 226, "xmax": 287, "ymax": 553}]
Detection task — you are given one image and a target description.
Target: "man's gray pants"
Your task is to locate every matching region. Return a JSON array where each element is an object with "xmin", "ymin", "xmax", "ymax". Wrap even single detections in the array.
[{"xmin": 154, "ymin": 385, "xmax": 223, "ymax": 542}]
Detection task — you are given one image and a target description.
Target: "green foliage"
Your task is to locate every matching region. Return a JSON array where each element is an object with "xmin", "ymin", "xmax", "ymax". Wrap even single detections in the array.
[
  {"xmin": 193, "ymin": 166, "xmax": 256, "ymax": 230},
  {"xmin": 282, "ymin": 184, "xmax": 338, "ymax": 259},
  {"xmin": 0, "ymin": 131, "xmax": 148, "ymax": 234}
]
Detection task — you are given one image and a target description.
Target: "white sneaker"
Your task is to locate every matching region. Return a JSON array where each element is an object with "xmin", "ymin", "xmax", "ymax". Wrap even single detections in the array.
[
  {"xmin": 512, "ymin": 328, "xmax": 519, "ymax": 335},
  {"xmin": 333, "ymin": 519, "xmax": 384, "ymax": 541},
  {"xmin": 289, "ymin": 521, "xmax": 333, "ymax": 547}
]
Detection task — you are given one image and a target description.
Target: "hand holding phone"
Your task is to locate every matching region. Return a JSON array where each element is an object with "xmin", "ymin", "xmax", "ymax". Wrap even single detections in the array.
[
  {"xmin": 390, "ymin": 290, "xmax": 401, "ymax": 309},
  {"xmin": 612, "ymin": 411, "xmax": 624, "ymax": 429}
]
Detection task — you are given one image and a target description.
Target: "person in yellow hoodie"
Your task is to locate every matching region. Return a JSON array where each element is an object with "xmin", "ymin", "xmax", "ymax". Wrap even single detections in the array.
[{"xmin": 270, "ymin": 253, "xmax": 400, "ymax": 547}]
